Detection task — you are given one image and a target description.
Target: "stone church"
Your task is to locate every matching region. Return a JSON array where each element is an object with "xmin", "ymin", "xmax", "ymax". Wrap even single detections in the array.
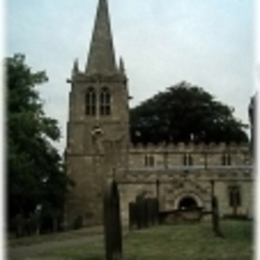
[{"xmin": 64, "ymin": 0, "xmax": 253, "ymax": 227}]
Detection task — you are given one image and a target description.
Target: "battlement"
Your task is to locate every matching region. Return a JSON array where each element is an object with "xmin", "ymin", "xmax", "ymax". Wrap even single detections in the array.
[{"xmin": 129, "ymin": 142, "xmax": 249, "ymax": 153}]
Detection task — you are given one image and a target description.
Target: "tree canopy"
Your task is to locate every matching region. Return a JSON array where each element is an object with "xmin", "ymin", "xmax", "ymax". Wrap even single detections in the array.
[
  {"xmin": 130, "ymin": 81, "xmax": 248, "ymax": 144},
  {"xmin": 7, "ymin": 54, "xmax": 72, "ymax": 233}
]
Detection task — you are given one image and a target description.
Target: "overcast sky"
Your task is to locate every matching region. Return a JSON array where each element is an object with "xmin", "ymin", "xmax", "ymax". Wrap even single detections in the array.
[{"xmin": 7, "ymin": 0, "xmax": 255, "ymax": 152}]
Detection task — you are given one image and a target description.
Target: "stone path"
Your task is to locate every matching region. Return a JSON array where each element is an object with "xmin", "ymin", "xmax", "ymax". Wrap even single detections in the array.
[{"xmin": 8, "ymin": 234, "xmax": 103, "ymax": 260}]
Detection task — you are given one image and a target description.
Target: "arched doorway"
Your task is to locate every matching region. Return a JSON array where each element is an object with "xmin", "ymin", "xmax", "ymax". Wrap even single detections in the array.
[{"xmin": 178, "ymin": 196, "xmax": 198, "ymax": 210}]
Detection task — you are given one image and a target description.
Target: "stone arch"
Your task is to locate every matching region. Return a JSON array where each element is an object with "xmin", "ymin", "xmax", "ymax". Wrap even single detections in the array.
[
  {"xmin": 173, "ymin": 191, "xmax": 204, "ymax": 210},
  {"xmin": 178, "ymin": 196, "xmax": 197, "ymax": 209}
]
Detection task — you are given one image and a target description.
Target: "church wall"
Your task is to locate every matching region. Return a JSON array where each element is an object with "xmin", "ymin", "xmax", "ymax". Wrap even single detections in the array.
[
  {"xmin": 118, "ymin": 182, "xmax": 157, "ymax": 225},
  {"xmin": 65, "ymin": 155, "xmax": 104, "ymax": 227},
  {"xmin": 214, "ymin": 181, "xmax": 230, "ymax": 216},
  {"xmin": 65, "ymin": 0, "xmax": 254, "ymax": 229},
  {"xmin": 214, "ymin": 180, "xmax": 253, "ymax": 218},
  {"xmin": 242, "ymin": 181, "xmax": 253, "ymax": 218},
  {"xmin": 128, "ymin": 143, "xmax": 250, "ymax": 169},
  {"xmin": 118, "ymin": 167, "xmax": 253, "ymax": 226}
]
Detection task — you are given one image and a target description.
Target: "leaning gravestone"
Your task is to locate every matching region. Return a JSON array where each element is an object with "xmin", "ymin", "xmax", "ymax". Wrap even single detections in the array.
[
  {"xmin": 129, "ymin": 196, "xmax": 159, "ymax": 230},
  {"xmin": 103, "ymin": 180, "xmax": 123, "ymax": 260},
  {"xmin": 212, "ymin": 196, "xmax": 224, "ymax": 238},
  {"xmin": 136, "ymin": 196, "xmax": 147, "ymax": 229}
]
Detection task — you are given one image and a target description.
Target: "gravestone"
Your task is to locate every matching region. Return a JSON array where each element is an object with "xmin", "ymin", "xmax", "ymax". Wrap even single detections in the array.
[
  {"xmin": 146, "ymin": 198, "xmax": 153, "ymax": 227},
  {"xmin": 129, "ymin": 197, "xmax": 159, "ymax": 230},
  {"xmin": 152, "ymin": 198, "xmax": 159, "ymax": 225},
  {"xmin": 212, "ymin": 196, "xmax": 224, "ymax": 238},
  {"xmin": 103, "ymin": 180, "xmax": 123, "ymax": 260},
  {"xmin": 129, "ymin": 202, "xmax": 137, "ymax": 230},
  {"xmin": 146, "ymin": 198, "xmax": 159, "ymax": 226}
]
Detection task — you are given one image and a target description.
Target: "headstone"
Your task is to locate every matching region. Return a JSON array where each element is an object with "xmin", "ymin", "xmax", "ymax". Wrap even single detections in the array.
[
  {"xmin": 129, "ymin": 202, "xmax": 137, "ymax": 230},
  {"xmin": 212, "ymin": 196, "xmax": 224, "ymax": 238},
  {"xmin": 136, "ymin": 196, "xmax": 147, "ymax": 228},
  {"xmin": 146, "ymin": 198, "xmax": 153, "ymax": 227},
  {"xmin": 131, "ymin": 196, "xmax": 159, "ymax": 230},
  {"xmin": 146, "ymin": 198, "xmax": 159, "ymax": 227},
  {"xmin": 103, "ymin": 180, "xmax": 123, "ymax": 260}
]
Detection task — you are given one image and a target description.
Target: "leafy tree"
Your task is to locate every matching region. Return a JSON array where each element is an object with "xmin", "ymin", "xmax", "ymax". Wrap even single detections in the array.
[
  {"xmin": 130, "ymin": 81, "xmax": 248, "ymax": 144},
  {"xmin": 248, "ymin": 94, "xmax": 256, "ymax": 155},
  {"xmin": 7, "ymin": 54, "xmax": 72, "ymax": 233}
]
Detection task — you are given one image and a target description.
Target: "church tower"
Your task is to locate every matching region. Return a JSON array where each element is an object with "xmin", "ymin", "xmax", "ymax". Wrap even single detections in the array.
[{"xmin": 65, "ymin": 0, "xmax": 129, "ymax": 227}]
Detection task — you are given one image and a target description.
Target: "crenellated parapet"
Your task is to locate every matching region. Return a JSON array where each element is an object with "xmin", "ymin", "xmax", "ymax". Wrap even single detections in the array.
[
  {"xmin": 129, "ymin": 142, "xmax": 249, "ymax": 153},
  {"xmin": 128, "ymin": 141, "xmax": 251, "ymax": 170}
]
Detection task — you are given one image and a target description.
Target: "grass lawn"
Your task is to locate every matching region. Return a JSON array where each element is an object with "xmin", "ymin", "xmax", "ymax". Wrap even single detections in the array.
[{"xmin": 10, "ymin": 220, "xmax": 253, "ymax": 260}]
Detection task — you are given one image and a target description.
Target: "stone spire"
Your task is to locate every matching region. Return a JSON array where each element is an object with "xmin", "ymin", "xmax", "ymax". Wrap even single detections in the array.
[{"xmin": 85, "ymin": 0, "xmax": 117, "ymax": 75}]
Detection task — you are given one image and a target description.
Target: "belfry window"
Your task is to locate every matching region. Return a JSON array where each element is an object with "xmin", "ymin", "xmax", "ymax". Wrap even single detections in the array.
[
  {"xmin": 100, "ymin": 87, "xmax": 111, "ymax": 115},
  {"xmin": 85, "ymin": 87, "xmax": 96, "ymax": 115}
]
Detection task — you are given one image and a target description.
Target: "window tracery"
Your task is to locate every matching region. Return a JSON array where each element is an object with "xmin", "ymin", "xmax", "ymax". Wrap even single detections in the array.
[
  {"xmin": 100, "ymin": 87, "xmax": 111, "ymax": 115},
  {"xmin": 85, "ymin": 87, "xmax": 96, "ymax": 115}
]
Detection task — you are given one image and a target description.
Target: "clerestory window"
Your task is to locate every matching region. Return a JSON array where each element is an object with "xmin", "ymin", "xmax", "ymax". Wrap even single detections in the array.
[
  {"xmin": 100, "ymin": 87, "xmax": 111, "ymax": 116},
  {"xmin": 221, "ymin": 154, "xmax": 232, "ymax": 166},
  {"xmin": 85, "ymin": 87, "xmax": 96, "ymax": 116},
  {"xmin": 145, "ymin": 155, "xmax": 154, "ymax": 167},
  {"xmin": 183, "ymin": 154, "xmax": 193, "ymax": 166}
]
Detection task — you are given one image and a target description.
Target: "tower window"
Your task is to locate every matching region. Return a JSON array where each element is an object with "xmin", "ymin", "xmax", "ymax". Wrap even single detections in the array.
[
  {"xmin": 85, "ymin": 87, "xmax": 96, "ymax": 115},
  {"xmin": 100, "ymin": 87, "xmax": 111, "ymax": 116}
]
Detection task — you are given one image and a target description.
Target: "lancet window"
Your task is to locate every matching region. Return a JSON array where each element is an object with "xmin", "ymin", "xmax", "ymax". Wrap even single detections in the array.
[
  {"xmin": 100, "ymin": 87, "xmax": 111, "ymax": 116},
  {"xmin": 85, "ymin": 87, "xmax": 96, "ymax": 116}
]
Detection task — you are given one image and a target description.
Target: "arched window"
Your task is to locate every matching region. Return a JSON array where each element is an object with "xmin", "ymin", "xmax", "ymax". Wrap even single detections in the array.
[
  {"xmin": 85, "ymin": 87, "xmax": 96, "ymax": 115},
  {"xmin": 100, "ymin": 87, "xmax": 111, "ymax": 115}
]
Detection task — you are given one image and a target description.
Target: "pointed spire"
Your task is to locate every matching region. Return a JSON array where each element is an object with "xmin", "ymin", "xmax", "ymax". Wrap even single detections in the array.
[
  {"xmin": 119, "ymin": 57, "xmax": 125, "ymax": 74},
  {"xmin": 85, "ymin": 0, "xmax": 117, "ymax": 75}
]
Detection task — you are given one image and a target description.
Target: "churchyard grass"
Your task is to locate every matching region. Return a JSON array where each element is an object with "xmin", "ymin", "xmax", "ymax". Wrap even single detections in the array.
[{"xmin": 9, "ymin": 220, "xmax": 253, "ymax": 260}]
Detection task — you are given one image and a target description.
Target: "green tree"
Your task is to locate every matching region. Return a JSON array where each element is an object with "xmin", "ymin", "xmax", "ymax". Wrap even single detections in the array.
[
  {"xmin": 7, "ymin": 54, "xmax": 71, "ymax": 233},
  {"xmin": 248, "ymin": 95, "xmax": 256, "ymax": 155},
  {"xmin": 130, "ymin": 81, "xmax": 248, "ymax": 144}
]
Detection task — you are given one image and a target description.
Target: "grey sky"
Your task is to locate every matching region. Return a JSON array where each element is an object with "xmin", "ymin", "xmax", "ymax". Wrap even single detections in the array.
[{"xmin": 7, "ymin": 0, "xmax": 255, "ymax": 152}]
